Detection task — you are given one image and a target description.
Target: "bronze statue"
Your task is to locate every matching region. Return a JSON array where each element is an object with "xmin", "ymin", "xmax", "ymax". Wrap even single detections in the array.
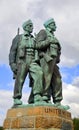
[{"xmin": 9, "ymin": 18, "xmax": 69, "ymax": 110}]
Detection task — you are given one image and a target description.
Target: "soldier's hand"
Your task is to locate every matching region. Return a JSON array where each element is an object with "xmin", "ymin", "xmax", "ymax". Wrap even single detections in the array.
[
  {"xmin": 49, "ymin": 37, "xmax": 59, "ymax": 44},
  {"xmin": 11, "ymin": 63, "xmax": 17, "ymax": 73},
  {"xmin": 54, "ymin": 37, "xmax": 59, "ymax": 43},
  {"xmin": 33, "ymin": 39, "xmax": 36, "ymax": 49}
]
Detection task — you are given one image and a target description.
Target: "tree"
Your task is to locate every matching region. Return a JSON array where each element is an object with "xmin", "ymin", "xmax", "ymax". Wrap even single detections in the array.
[
  {"xmin": 0, "ymin": 126, "xmax": 3, "ymax": 130},
  {"xmin": 73, "ymin": 118, "xmax": 79, "ymax": 130}
]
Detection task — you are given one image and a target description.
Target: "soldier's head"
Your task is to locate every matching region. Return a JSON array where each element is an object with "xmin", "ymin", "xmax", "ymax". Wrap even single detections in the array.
[
  {"xmin": 43, "ymin": 18, "xmax": 56, "ymax": 32},
  {"xmin": 22, "ymin": 19, "xmax": 33, "ymax": 33}
]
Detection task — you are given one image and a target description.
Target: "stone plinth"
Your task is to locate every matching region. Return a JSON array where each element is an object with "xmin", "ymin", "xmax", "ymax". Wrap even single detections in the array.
[{"xmin": 3, "ymin": 105, "xmax": 74, "ymax": 130}]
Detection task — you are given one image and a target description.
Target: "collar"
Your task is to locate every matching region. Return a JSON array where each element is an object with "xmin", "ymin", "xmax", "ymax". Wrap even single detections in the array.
[
  {"xmin": 24, "ymin": 31, "xmax": 30, "ymax": 36},
  {"xmin": 46, "ymin": 28, "xmax": 54, "ymax": 37},
  {"xmin": 23, "ymin": 34, "xmax": 33, "ymax": 40}
]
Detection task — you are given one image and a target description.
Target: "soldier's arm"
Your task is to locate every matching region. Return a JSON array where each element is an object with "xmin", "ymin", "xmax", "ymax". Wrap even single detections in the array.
[
  {"xmin": 9, "ymin": 35, "xmax": 19, "ymax": 73},
  {"xmin": 35, "ymin": 29, "xmax": 52, "ymax": 50},
  {"xmin": 9, "ymin": 36, "xmax": 18, "ymax": 65},
  {"xmin": 18, "ymin": 36, "xmax": 26, "ymax": 58},
  {"xmin": 53, "ymin": 37, "xmax": 61, "ymax": 49},
  {"xmin": 53, "ymin": 37, "xmax": 61, "ymax": 63}
]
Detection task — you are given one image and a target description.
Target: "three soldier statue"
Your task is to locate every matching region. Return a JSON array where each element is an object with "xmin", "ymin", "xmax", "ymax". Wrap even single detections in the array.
[{"xmin": 9, "ymin": 18, "xmax": 69, "ymax": 110}]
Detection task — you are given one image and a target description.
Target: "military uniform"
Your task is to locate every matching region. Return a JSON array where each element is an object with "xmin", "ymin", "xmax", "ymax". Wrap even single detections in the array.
[
  {"xmin": 29, "ymin": 18, "xmax": 69, "ymax": 110},
  {"xmin": 9, "ymin": 34, "xmax": 22, "ymax": 79},
  {"xmin": 36, "ymin": 28, "xmax": 62, "ymax": 103},
  {"xmin": 9, "ymin": 20, "xmax": 43, "ymax": 106},
  {"xmin": 28, "ymin": 28, "xmax": 62, "ymax": 104}
]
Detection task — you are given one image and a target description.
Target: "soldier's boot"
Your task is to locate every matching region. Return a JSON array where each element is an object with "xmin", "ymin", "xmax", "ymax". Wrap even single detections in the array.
[
  {"xmin": 54, "ymin": 102, "xmax": 61, "ymax": 106},
  {"xmin": 42, "ymin": 95, "xmax": 52, "ymax": 104},
  {"xmin": 42, "ymin": 95, "xmax": 49, "ymax": 102},
  {"xmin": 34, "ymin": 94, "xmax": 42, "ymax": 103},
  {"xmin": 34, "ymin": 94, "xmax": 48, "ymax": 105},
  {"xmin": 14, "ymin": 98, "xmax": 22, "ymax": 105},
  {"xmin": 42, "ymin": 95, "xmax": 52, "ymax": 106},
  {"xmin": 54, "ymin": 102, "xmax": 70, "ymax": 110}
]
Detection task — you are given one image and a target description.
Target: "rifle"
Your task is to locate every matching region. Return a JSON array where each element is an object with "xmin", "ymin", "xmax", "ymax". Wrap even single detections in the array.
[
  {"xmin": 13, "ymin": 27, "xmax": 20, "ymax": 79},
  {"xmin": 17, "ymin": 27, "xmax": 20, "ymax": 36}
]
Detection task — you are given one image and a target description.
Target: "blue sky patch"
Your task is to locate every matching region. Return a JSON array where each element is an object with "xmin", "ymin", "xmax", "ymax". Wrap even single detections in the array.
[
  {"xmin": 0, "ymin": 64, "xmax": 13, "ymax": 90},
  {"xmin": 60, "ymin": 64, "xmax": 79, "ymax": 84},
  {"xmin": 0, "ymin": 64, "xmax": 79, "ymax": 90}
]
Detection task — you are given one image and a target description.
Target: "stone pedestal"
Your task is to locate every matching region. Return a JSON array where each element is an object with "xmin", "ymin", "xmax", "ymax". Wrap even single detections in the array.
[{"xmin": 3, "ymin": 105, "xmax": 74, "ymax": 130}]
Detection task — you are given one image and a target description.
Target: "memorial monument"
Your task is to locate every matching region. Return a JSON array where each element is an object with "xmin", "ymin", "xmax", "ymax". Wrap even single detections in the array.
[{"xmin": 3, "ymin": 18, "xmax": 74, "ymax": 130}]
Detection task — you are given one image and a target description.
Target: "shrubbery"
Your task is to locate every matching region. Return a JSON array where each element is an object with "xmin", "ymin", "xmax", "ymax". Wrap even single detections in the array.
[
  {"xmin": 0, "ymin": 127, "xmax": 3, "ymax": 130},
  {"xmin": 73, "ymin": 118, "xmax": 79, "ymax": 130}
]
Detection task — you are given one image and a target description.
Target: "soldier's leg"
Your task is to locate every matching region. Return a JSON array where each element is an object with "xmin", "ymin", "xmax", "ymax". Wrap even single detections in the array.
[
  {"xmin": 51, "ymin": 65, "xmax": 63, "ymax": 104},
  {"xmin": 13, "ymin": 63, "xmax": 28, "ymax": 105},
  {"xmin": 28, "ymin": 75, "xmax": 34, "ymax": 104},
  {"xmin": 40, "ymin": 58, "xmax": 56, "ymax": 102},
  {"xmin": 29, "ymin": 62, "xmax": 43, "ymax": 103},
  {"xmin": 51, "ymin": 65, "xmax": 70, "ymax": 110},
  {"xmin": 28, "ymin": 74, "xmax": 34, "ymax": 104},
  {"xmin": 28, "ymin": 88, "xmax": 34, "ymax": 104}
]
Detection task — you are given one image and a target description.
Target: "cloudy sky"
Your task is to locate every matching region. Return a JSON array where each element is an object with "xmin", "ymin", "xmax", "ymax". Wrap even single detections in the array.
[{"xmin": 0, "ymin": 0, "xmax": 79, "ymax": 126}]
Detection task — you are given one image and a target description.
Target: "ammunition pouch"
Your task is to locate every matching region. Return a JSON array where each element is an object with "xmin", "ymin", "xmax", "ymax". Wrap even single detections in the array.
[
  {"xmin": 50, "ymin": 44, "xmax": 58, "ymax": 57},
  {"xmin": 19, "ymin": 48, "xmax": 25, "ymax": 58},
  {"xmin": 39, "ymin": 52, "xmax": 53, "ymax": 62}
]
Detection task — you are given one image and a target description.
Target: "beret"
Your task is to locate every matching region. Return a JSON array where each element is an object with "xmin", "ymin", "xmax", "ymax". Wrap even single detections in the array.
[
  {"xmin": 22, "ymin": 19, "xmax": 33, "ymax": 30},
  {"xmin": 43, "ymin": 18, "xmax": 55, "ymax": 27}
]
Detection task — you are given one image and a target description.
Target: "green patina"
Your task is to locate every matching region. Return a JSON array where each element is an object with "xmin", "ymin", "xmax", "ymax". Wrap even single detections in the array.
[{"xmin": 9, "ymin": 18, "xmax": 70, "ymax": 110}]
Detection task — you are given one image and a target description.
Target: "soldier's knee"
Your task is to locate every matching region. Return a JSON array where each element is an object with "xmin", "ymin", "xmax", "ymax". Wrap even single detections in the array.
[
  {"xmin": 38, "ymin": 70, "xmax": 43, "ymax": 76},
  {"xmin": 57, "ymin": 78, "xmax": 62, "ymax": 85},
  {"xmin": 19, "ymin": 78, "xmax": 24, "ymax": 86}
]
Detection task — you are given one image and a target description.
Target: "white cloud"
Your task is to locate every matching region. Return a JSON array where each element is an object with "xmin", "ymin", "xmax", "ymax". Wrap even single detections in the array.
[
  {"xmin": 72, "ymin": 76, "xmax": 79, "ymax": 87},
  {"xmin": 62, "ymin": 82, "xmax": 79, "ymax": 117},
  {"xmin": 0, "ymin": 0, "xmax": 79, "ymax": 66},
  {"xmin": 0, "ymin": 73, "xmax": 31, "ymax": 125},
  {"xmin": 0, "ymin": 80, "xmax": 79, "ymax": 126},
  {"xmin": 0, "ymin": 90, "xmax": 13, "ymax": 126},
  {"xmin": 0, "ymin": 88, "xmax": 31, "ymax": 126},
  {"xmin": 60, "ymin": 54, "xmax": 76, "ymax": 67}
]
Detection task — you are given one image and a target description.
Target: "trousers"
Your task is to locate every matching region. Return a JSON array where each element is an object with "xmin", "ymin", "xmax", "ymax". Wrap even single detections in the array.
[{"xmin": 13, "ymin": 55, "xmax": 43, "ymax": 99}]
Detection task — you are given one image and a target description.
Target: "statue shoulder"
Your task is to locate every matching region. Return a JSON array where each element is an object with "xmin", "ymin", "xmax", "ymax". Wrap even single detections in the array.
[
  {"xmin": 36, "ymin": 29, "xmax": 47, "ymax": 42},
  {"xmin": 12, "ymin": 34, "xmax": 22, "ymax": 44},
  {"xmin": 10, "ymin": 34, "xmax": 22, "ymax": 52}
]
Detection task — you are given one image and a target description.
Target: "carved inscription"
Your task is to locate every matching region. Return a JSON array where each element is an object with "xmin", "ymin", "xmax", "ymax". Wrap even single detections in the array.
[
  {"xmin": 44, "ymin": 107, "xmax": 61, "ymax": 116},
  {"xmin": 45, "ymin": 107, "xmax": 53, "ymax": 113}
]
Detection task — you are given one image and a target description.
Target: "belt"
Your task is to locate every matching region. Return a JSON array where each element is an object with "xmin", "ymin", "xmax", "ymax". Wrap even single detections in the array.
[{"xmin": 26, "ymin": 49, "xmax": 34, "ymax": 56}]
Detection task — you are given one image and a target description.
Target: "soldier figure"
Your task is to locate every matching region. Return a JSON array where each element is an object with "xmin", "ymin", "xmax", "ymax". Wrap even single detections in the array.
[
  {"xmin": 37, "ymin": 18, "xmax": 69, "ymax": 110},
  {"xmin": 32, "ymin": 18, "xmax": 60, "ymax": 103},
  {"xmin": 28, "ymin": 18, "xmax": 60, "ymax": 102},
  {"xmin": 9, "ymin": 19, "xmax": 44, "ymax": 107},
  {"xmin": 29, "ymin": 18, "xmax": 69, "ymax": 110}
]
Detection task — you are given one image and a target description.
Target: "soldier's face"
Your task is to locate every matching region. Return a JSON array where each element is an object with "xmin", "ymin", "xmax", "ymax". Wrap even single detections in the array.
[
  {"xmin": 25, "ymin": 23, "xmax": 33, "ymax": 33},
  {"xmin": 48, "ymin": 22, "xmax": 56, "ymax": 31}
]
